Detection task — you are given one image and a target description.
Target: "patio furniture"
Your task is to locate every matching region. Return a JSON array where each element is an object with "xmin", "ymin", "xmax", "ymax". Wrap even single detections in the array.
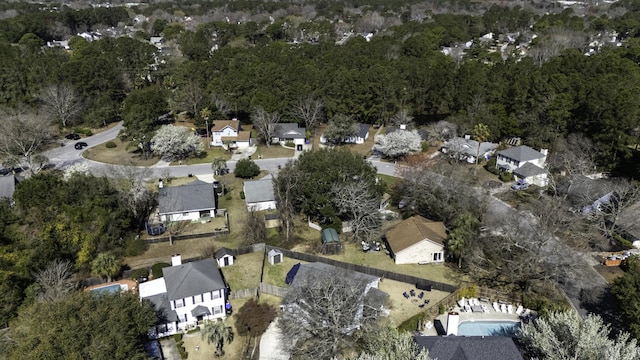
[
  {"xmin": 500, "ymin": 304, "xmax": 507, "ymax": 313},
  {"xmin": 471, "ymin": 305, "xmax": 483, "ymax": 313},
  {"xmin": 507, "ymin": 305, "xmax": 514, "ymax": 314},
  {"xmin": 464, "ymin": 305, "xmax": 472, "ymax": 312},
  {"xmin": 410, "ymin": 289, "xmax": 416, "ymax": 297},
  {"xmin": 515, "ymin": 305, "xmax": 524, "ymax": 315},
  {"xmin": 481, "ymin": 304, "xmax": 489, "ymax": 313},
  {"xmin": 457, "ymin": 297, "xmax": 466, "ymax": 308},
  {"xmin": 493, "ymin": 302, "xmax": 500, "ymax": 312},
  {"xmin": 403, "ymin": 292, "xmax": 410, "ymax": 299},
  {"xmin": 418, "ymin": 292, "xmax": 424, "ymax": 299},
  {"xmin": 424, "ymin": 299, "xmax": 430, "ymax": 304}
]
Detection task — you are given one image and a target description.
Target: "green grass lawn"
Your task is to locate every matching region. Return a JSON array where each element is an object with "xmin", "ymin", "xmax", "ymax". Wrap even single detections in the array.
[
  {"xmin": 173, "ymin": 143, "xmax": 231, "ymax": 165},
  {"xmin": 255, "ymin": 145, "xmax": 295, "ymax": 159},
  {"xmin": 262, "ymin": 257, "xmax": 305, "ymax": 287},
  {"xmin": 221, "ymin": 252, "xmax": 264, "ymax": 290}
]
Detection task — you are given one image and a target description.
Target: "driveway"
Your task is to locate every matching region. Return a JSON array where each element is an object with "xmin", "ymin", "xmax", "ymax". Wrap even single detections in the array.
[
  {"xmin": 159, "ymin": 338, "xmax": 180, "ymax": 360},
  {"xmin": 259, "ymin": 320, "xmax": 289, "ymax": 360}
]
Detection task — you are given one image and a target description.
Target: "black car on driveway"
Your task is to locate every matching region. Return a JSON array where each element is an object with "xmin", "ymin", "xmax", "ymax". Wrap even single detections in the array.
[
  {"xmin": 74, "ymin": 142, "xmax": 88, "ymax": 150},
  {"xmin": 65, "ymin": 133, "xmax": 81, "ymax": 140}
]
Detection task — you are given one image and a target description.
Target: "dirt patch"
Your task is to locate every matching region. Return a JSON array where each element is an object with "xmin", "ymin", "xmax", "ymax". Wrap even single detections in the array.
[{"xmin": 593, "ymin": 264, "xmax": 626, "ymax": 284}]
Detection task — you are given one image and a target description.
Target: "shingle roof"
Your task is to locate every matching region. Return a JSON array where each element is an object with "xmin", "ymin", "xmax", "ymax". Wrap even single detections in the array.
[
  {"xmin": 158, "ymin": 180, "xmax": 216, "ymax": 214},
  {"xmin": 443, "ymin": 137, "xmax": 498, "ymax": 157},
  {"xmin": 276, "ymin": 123, "xmax": 306, "ymax": 139},
  {"xmin": 244, "ymin": 178, "xmax": 275, "ymax": 204},
  {"xmin": 211, "ymin": 120, "xmax": 240, "ymax": 132},
  {"xmin": 497, "ymin": 145, "xmax": 544, "ymax": 162},
  {"xmin": 0, "ymin": 174, "xmax": 16, "ymax": 199},
  {"xmin": 290, "ymin": 262, "xmax": 378, "ymax": 289},
  {"xmin": 162, "ymin": 258, "xmax": 226, "ymax": 301},
  {"xmin": 358, "ymin": 123, "xmax": 370, "ymax": 139},
  {"xmin": 214, "ymin": 247, "xmax": 234, "ymax": 259},
  {"xmin": 513, "ymin": 162, "xmax": 547, "ymax": 178},
  {"xmin": 385, "ymin": 215, "xmax": 447, "ymax": 253},
  {"xmin": 143, "ymin": 293, "xmax": 178, "ymax": 322},
  {"xmin": 321, "ymin": 228, "xmax": 340, "ymax": 243},
  {"xmin": 414, "ymin": 336, "xmax": 524, "ymax": 360}
]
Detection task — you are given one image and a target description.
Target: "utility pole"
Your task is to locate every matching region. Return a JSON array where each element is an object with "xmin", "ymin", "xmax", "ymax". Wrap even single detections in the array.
[{"xmin": 205, "ymin": 120, "xmax": 210, "ymax": 149}]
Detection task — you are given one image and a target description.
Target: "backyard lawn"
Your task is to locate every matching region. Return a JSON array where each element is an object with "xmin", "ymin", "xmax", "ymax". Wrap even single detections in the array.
[
  {"xmin": 379, "ymin": 279, "xmax": 450, "ymax": 326},
  {"xmin": 221, "ymin": 252, "xmax": 264, "ymax": 290},
  {"xmin": 262, "ymin": 257, "xmax": 305, "ymax": 288}
]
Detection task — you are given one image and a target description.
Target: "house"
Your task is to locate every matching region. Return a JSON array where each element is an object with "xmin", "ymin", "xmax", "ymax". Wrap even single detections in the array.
[
  {"xmin": 321, "ymin": 123, "xmax": 370, "ymax": 144},
  {"xmin": 243, "ymin": 174, "xmax": 276, "ymax": 211},
  {"xmin": 215, "ymin": 248, "xmax": 234, "ymax": 267},
  {"xmin": 210, "ymin": 119, "xmax": 251, "ymax": 148},
  {"xmin": 272, "ymin": 123, "xmax": 306, "ymax": 147},
  {"xmin": 0, "ymin": 174, "xmax": 17, "ymax": 200},
  {"xmin": 321, "ymin": 228, "xmax": 343, "ymax": 255},
  {"xmin": 384, "ymin": 215, "xmax": 446, "ymax": 265},
  {"xmin": 496, "ymin": 145, "xmax": 549, "ymax": 187},
  {"xmin": 139, "ymin": 255, "xmax": 228, "ymax": 339},
  {"xmin": 158, "ymin": 180, "xmax": 217, "ymax": 222},
  {"xmin": 441, "ymin": 136, "xmax": 498, "ymax": 163},
  {"xmin": 619, "ymin": 200, "xmax": 640, "ymax": 246},
  {"xmin": 413, "ymin": 336, "xmax": 524, "ymax": 360}
]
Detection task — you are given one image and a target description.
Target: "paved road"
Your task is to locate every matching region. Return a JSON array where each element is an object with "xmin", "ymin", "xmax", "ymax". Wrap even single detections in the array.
[{"xmin": 45, "ymin": 122, "xmax": 124, "ymax": 169}]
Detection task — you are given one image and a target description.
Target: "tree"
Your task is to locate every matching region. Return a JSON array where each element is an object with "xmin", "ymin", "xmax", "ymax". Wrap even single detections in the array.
[
  {"xmin": 107, "ymin": 165, "xmax": 157, "ymax": 231},
  {"xmin": 324, "ymin": 114, "xmax": 359, "ymax": 145},
  {"xmin": 201, "ymin": 319, "xmax": 234, "ymax": 357},
  {"xmin": 252, "ymin": 106, "xmax": 280, "ymax": 146},
  {"xmin": 9, "ymin": 292, "xmax": 157, "ymax": 360},
  {"xmin": 121, "ymin": 85, "xmax": 169, "ymax": 141},
  {"xmin": 612, "ymin": 256, "xmax": 640, "ymax": 339},
  {"xmin": 39, "ymin": 83, "xmax": 82, "ymax": 128},
  {"xmin": 234, "ymin": 159, "xmax": 260, "ymax": 179},
  {"xmin": 389, "ymin": 108, "xmax": 413, "ymax": 127},
  {"xmin": 150, "ymin": 124, "xmax": 203, "ymax": 160},
  {"xmin": 292, "ymin": 95, "xmax": 324, "ymax": 133},
  {"xmin": 355, "ymin": 325, "xmax": 432, "ymax": 360},
  {"xmin": 472, "ymin": 123, "xmax": 491, "ymax": 168},
  {"xmin": 0, "ymin": 109, "xmax": 50, "ymax": 174},
  {"xmin": 372, "ymin": 129, "xmax": 422, "ymax": 159},
  {"xmin": 273, "ymin": 163, "xmax": 301, "ymax": 242},
  {"xmin": 242, "ymin": 208, "xmax": 266, "ymax": 246},
  {"xmin": 279, "ymin": 268, "xmax": 383, "ymax": 359},
  {"xmin": 235, "ymin": 299, "xmax": 276, "ymax": 358},
  {"xmin": 211, "ymin": 157, "xmax": 227, "ymax": 175},
  {"xmin": 91, "ymin": 253, "xmax": 121, "ymax": 283},
  {"xmin": 426, "ymin": 120, "xmax": 457, "ymax": 143},
  {"xmin": 517, "ymin": 311, "xmax": 640, "ymax": 360},
  {"xmin": 332, "ymin": 180, "xmax": 382, "ymax": 243},
  {"xmin": 33, "ymin": 259, "xmax": 76, "ymax": 303}
]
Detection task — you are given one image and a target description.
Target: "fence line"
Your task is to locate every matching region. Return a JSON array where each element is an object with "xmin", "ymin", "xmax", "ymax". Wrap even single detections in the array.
[
  {"xmin": 145, "ymin": 229, "xmax": 229, "ymax": 244},
  {"xmin": 259, "ymin": 282, "xmax": 288, "ymax": 297},
  {"xmin": 228, "ymin": 287, "xmax": 258, "ymax": 299}
]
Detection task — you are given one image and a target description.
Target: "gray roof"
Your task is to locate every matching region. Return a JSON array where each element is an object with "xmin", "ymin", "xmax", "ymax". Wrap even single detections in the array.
[
  {"xmin": 143, "ymin": 293, "xmax": 178, "ymax": 322},
  {"xmin": 0, "ymin": 174, "xmax": 16, "ymax": 199},
  {"xmin": 158, "ymin": 180, "xmax": 216, "ymax": 214},
  {"xmin": 290, "ymin": 262, "xmax": 378, "ymax": 289},
  {"xmin": 414, "ymin": 336, "xmax": 524, "ymax": 360},
  {"xmin": 214, "ymin": 247, "xmax": 234, "ymax": 259},
  {"xmin": 276, "ymin": 123, "xmax": 306, "ymax": 139},
  {"xmin": 162, "ymin": 258, "xmax": 226, "ymax": 301},
  {"xmin": 513, "ymin": 162, "xmax": 547, "ymax": 178},
  {"xmin": 497, "ymin": 145, "xmax": 544, "ymax": 162},
  {"xmin": 443, "ymin": 137, "xmax": 498, "ymax": 157},
  {"xmin": 358, "ymin": 123, "xmax": 370, "ymax": 139},
  {"xmin": 244, "ymin": 178, "xmax": 275, "ymax": 204},
  {"xmin": 267, "ymin": 248, "xmax": 282, "ymax": 257}
]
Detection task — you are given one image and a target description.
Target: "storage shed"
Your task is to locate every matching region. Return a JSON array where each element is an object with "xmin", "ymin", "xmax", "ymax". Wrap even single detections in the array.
[
  {"xmin": 215, "ymin": 247, "xmax": 234, "ymax": 267},
  {"xmin": 268, "ymin": 249, "xmax": 283, "ymax": 265},
  {"xmin": 321, "ymin": 228, "xmax": 343, "ymax": 255}
]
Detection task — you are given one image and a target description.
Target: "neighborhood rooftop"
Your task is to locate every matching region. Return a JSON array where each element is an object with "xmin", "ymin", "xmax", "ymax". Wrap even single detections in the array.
[
  {"xmin": 385, "ymin": 215, "xmax": 447, "ymax": 253},
  {"xmin": 243, "ymin": 175, "xmax": 275, "ymax": 203},
  {"xmin": 497, "ymin": 145, "xmax": 545, "ymax": 162},
  {"xmin": 210, "ymin": 119, "xmax": 240, "ymax": 131},
  {"xmin": 414, "ymin": 336, "xmax": 524, "ymax": 360},
  {"xmin": 162, "ymin": 258, "xmax": 226, "ymax": 301},
  {"xmin": 513, "ymin": 162, "xmax": 547, "ymax": 178},
  {"xmin": 0, "ymin": 174, "xmax": 16, "ymax": 199},
  {"xmin": 158, "ymin": 180, "xmax": 216, "ymax": 214}
]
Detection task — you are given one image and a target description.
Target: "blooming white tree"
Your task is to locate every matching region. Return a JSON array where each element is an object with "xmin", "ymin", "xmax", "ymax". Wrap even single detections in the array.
[
  {"xmin": 372, "ymin": 129, "xmax": 422, "ymax": 159},
  {"xmin": 517, "ymin": 311, "xmax": 640, "ymax": 360},
  {"xmin": 63, "ymin": 161, "xmax": 91, "ymax": 180},
  {"xmin": 150, "ymin": 125, "xmax": 203, "ymax": 160}
]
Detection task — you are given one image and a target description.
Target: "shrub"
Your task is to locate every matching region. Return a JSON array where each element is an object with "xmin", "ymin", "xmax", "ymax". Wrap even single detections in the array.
[
  {"xmin": 499, "ymin": 172, "xmax": 514, "ymax": 182},
  {"xmin": 285, "ymin": 141, "xmax": 295, "ymax": 148},
  {"xmin": 174, "ymin": 333, "xmax": 183, "ymax": 342},
  {"xmin": 484, "ymin": 157, "xmax": 501, "ymax": 176},
  {"xmin": 151, "ymin": 262, "xmax": 171, "ymax": 279},
  {"xmin": 225, "ymin": 194, "xmax": 232, "ymax": 201},
  {"xmin": 421, "ymin": 141, "xmax": 429, "ymax": 152},
  {"xmin": 234, "ymin": 158, "xmax": 260, "ymax": 179},
  {"xmin": 124, "ymin": 235, "xmax": 147, "ymax": 257},
  {"xmin": 240, "ymin": 191, "xmax": 245, "ymax": 199},
  {"xmin": 186, "ymin": 327, "xmax": 201, "ymax": 334},
  {"xmin": 398, "ymin": 312, "xmax": 425, "ymax": 332},
  {"xmin": 131, "ymin": 268, "xmax": 149, "ymax": 280},
  {"xmin": 105, "ymin": 141, "xmax": 117, "ymax": 148},
  {"xmin": 459, "ymin": 285, "xmax": 478, "ymax": 298},
  {"xmin": 177, "ymin": 341, "xmax": 188, "ymax": 359},
  {"xmin": 438, "ymin": 303, "xmax": 445, "ymax": 315}
]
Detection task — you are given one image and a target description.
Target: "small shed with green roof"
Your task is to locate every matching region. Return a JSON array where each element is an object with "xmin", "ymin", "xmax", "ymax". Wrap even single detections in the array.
[{"xmin": 321, "ymin": 228, "xmax": 343, "ymax": 255}]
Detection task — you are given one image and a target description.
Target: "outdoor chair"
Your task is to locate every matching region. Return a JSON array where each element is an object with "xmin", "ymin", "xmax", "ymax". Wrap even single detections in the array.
[
  {"xmin": 403, "ymin": 292, "xmax": 410, "ymax": 299},
  {"xmin": 424, "ymin": 299, "xmax": 430, "ymax": 304},
  {"xmin": 410, "ymin": 290, "xmax": 416, "ymax": 297},
  {"xmin": 419, "ymin": 304, "xmax": 425, "ymax": 308},
  {"xmin": 418, "ymin": 292, "xmax": 424, "ymax": 299}
]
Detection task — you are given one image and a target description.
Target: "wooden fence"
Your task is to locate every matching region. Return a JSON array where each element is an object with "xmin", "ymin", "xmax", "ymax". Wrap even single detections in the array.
[
  {"xmin": 227, "ymin": 283, "xmax": 288, "ymax": 300},
  {"xmin": 259, "ymin": 283, "xmax": 288, "ymax": 297},
  {"xmin": 228, "ymin": 287, "xmax": 258, "ymax": 300}
]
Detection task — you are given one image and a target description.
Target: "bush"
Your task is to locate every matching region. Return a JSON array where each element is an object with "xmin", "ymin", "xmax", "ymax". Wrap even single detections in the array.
[
  {"xmin": 459, "ymin": 285, "xmax": 478, "ymax": 298},
  {"xmin": 421, "ymin": 141, "xmax": 429, "ymax": 152},
  {"xmin": 285, "ymin": 141, "xmax": 295, "ymax": 147},
  {"xmin": 73, "ymin": 127, "xmax": 93, "ymax": 136},
  {"xmin": 234, "ymin": 158, "xmax": 261, "ymax": 178},
  {"xmin": 438, "ymin": 303, "xmax": 445, "ymax": 315},
  {"xmin": 484, "ymin": 157, "xmax": 501, "ymax": 176},
  {"xmin": 499, "ymin": 172, "xmax": 514, "ymax": 182},
  {"xmin": 105, "ymin": 141, "xmax": 117, "ymax": 148},
  {"xmin": 240, "ymin": 191, "xmax": 245, "ymax": 199},
  {"xmin": 151, "ymin": 262, "xmax": 171, "ymax": 279},
  {"xmin": 124, "ymin": 235, "xmax": 147, "ymax": 257},
  {"xmin": 177, "ymin": 340, "xmax": 188, "ymax": 359},
  {"xmin": 186, "ymin": 327, "xmax": 201, "ymax": 334},
  {"xmin": 225, "ymin": 193, "xmax": 232, "ymax": 201},
  {"xmin": 131, "ymin": 268, "xmax": 149, "ymax": 280},
  {"xmin": 398, "ymin": 312, "xmax": 425, "ymax": 332},
  {"xmin": 174, "ymin": 333, "xmax": 183, "ymax": 342}
]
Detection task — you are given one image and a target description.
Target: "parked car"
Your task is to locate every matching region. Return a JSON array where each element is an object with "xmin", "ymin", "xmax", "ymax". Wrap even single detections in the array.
[
  {"xmin": 74, "ymin": 142, "xmax": 88, "ymax": 150},
  {"xmin": 65, "ymin": 133, "xmax": 80, "ymax": 140},
  {"xmin": 511, "ymin": 181, "xmax": 530, "ymax": 190}
]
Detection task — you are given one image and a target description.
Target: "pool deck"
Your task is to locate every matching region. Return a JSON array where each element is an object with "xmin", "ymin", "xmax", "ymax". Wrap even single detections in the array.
[
  {"xmin": 84, "ymin": 279, "xmax": 138, "ymax": 293},
  {"xmin": 420, "ymin": 303, "xmax": 521, "ymax": 336}
]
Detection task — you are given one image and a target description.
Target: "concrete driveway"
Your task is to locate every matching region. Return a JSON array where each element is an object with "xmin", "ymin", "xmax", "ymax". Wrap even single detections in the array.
[{"xmin": 259, "ymin": 320, "xmax": 289, "ymax": 360}]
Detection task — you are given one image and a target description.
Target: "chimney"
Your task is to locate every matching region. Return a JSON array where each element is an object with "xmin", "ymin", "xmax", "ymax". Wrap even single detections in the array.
[
  {"xmin": 464, "ymin": 134, "xmax": 471, "ymax": 140},
  {"xmin": 158, "ymin": 179, "xmax": 163, "ymax": 189},
  {"xmin": 171, "ymin": 254, "xmax": 182, "ymax": 266},
  {"xmin": 400, "ymin": 124, "xmax": 406, "ymax": 130},
  {"xmin": 540, "ymin": 148, "xmax": 548, "ymax": 156},
  {"xmin": 446, "ymin": 312, "xmax": 460, "ymax": 335}
]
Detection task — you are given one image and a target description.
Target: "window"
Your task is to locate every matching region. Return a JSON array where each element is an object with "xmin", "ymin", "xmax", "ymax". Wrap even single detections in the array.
[
  {"xmin": 183, "ymin": 212, "xmax": 189, "ymax": 216},
  {"xmin": 433, "ymin": 252, "xmax": 442, "ymax": 262},
  {"xmin": 213, "ymin": 305, "xmax": 223, "ymax": 315},
  {"xmin": 212, "ymin": 290, "xmax": 220, "ymax": 299},
  {"xmin": 193, "ymin": 295, "xmax": 203, "ymax": 304},
  {"xmin": 175, "ymin": 299, "xmax": 184, "ymax": 308}
]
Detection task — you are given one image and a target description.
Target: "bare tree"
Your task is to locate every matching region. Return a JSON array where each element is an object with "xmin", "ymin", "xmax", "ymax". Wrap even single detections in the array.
[
  {"xmin": 0, "ymin": 108, "xmax": 50, "ymax": 174},
  {"xmin": 242, "ymin": 207, "xmax": 266, "ymax": 246},
  {"xmin": 212, "ymin": 93, "xmax": 233, "ymax": 118},
  {"xmin": 332, "ymin": 181, "xmax": 382, "ymax": 243},
  {"xmin": 174, "ymin": 80, "xmax": 204, "ymax": 116},
  {"xmin": 389, "ymin": 108, "xmax": 413, "ymax": 127},
  {"xmin": 252, "ymin": 106, "xmax": 281, "ymax": 146},
  {"xmin": 279, "ymin": 268, "xmax": 383, "ymax": 359},
  {"xmin": 34, "ymin": 259, "xmax": 76, "ymax": 302},
  {"xmin": 292, "ymin": 95, "xmax": 324, "ymax": 133},
  {"xmin": 426, "ymin": 120, "xmax": 457, "ymax": 143},
  {"xmin": 107, "ymin": 165, "xmax": 157, "ymax": 231},
  {"xmin": 39, "ymin": 84, "xmax": 82, "ymax": 128},
  {"xmin": 273, "ymin": 165, "xmax": 301, "ymax": 242},
  {"xmin": 548, "ymin": 133, "xmax": 598, "ymax": 198}
]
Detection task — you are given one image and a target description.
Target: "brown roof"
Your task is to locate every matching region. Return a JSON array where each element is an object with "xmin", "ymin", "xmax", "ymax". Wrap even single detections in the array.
[
  {"xmin": 211, "ymin": 120, "xmax": 240, "ymax": 132},
  {"xmin": 237, "ymin": 131, "xmax": 251, "ymax": 141},
  {"xmin": 385, "ymin": 215, "xmax": 447, "ymax": 253}
]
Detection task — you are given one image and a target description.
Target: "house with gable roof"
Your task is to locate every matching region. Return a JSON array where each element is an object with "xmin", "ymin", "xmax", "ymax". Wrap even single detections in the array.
[
  {"xmin": 210, "ymin": 119, "xmax": 251, "ymax": 148},
  {"xmin": 139, "ymin": 255, "xmax": 228, "ymax": 339},
  {"xmin": 243, "ymin": 174, "xmax": 276, "ymax": 211},
  {"xmin": 441, "ymin": 136, "xmax": 498, "ymax": 163},
  {"xmin": 413, "ymin": 336, "xmax": 524, "ymax": 360},
  {"xmin": 271, "ymin": 123, "xmax": 306, "ymax": 146},
  {"xmin": 496, "ymin": 145, "xmax": 549, "ymax": 187},
  {"xmin": 384, "ymin": 215, "xmax": 447, "ymax": 265},
  {"xmin": 158, "ymin": 180, "xmax": 217, "ymax": 222}
]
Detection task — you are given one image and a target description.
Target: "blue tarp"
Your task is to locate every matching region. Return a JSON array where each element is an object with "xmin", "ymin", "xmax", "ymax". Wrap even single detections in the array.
[{"xmin": 285, "ymin": 263, "xmax": 301, "ymax": 285}]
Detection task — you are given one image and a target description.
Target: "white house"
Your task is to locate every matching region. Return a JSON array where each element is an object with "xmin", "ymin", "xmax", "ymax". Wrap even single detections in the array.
[
  {"xmin": 272, "ymin": 123, "xmax": 306, "ymax": 146},
  {"xmin": 441, "ymin": 136, "xmax": 498, "ymax": 163},
  {"xmin": 158, "ymin": 180, "xmax": 217, "ymax": 222},
  {"xmin": 243, "ymin": 174, "xmax": 276, "ymax": 211},
  {"xmin": 321, "ymin": 123, "xmax": 370, "ymax": 144},
  {"xmin": 210, "ymin": 119, "xmax": 251, "ymax": 148},
  {"xmin": 140, "ymin": 255, "xmax": 228, "ymax": 339},
  {"xmin": 496, "ymin": 145, "xmax": 549, "ymax": 187},
  {"xmin": 384, "ymin": 215, "xmax": 447, "ymax": 265}
]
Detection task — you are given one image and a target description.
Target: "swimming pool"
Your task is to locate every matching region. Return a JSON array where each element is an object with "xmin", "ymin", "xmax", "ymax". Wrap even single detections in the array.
[
  {"xmin": 90, "ymin": 283, "xmax": 126, "ymax": 294},
  {"xmin": 457, "ymin": 320, "xmax": 520, "ymax": 336}
]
